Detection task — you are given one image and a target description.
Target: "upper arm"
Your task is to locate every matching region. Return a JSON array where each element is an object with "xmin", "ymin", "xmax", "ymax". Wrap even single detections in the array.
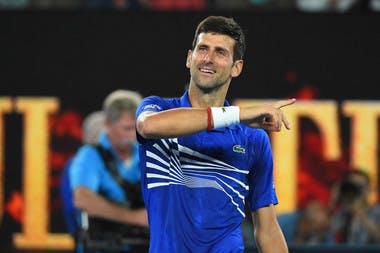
[
  {"xmin": 135, "ymin": 96, "xmax": 166, "ymax": 140},
  {"xmin": 136, "ymin": 110, "xmax": 158, "ymax": 137},
  {"xmin": 69, "ymin": 146, "xmax": 102, "ymax": 192},
  {"xmin": 135, "ymin": 96, "xmax": 165, "ymax": 121}
]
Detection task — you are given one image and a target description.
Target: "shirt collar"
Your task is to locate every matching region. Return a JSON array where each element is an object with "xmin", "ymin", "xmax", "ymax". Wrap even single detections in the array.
[
  {"xmin": 180, "ymin": 90, "xmax": 192, "ymax": 108},
  {"xmin": 98, "ymin": 131, "xmax": 112, "ymax": 149}
]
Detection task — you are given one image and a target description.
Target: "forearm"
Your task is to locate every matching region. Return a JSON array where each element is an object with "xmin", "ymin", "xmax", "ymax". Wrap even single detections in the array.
[
  {"xmin": 136, "ymin": 98, "xmax": 296, "ymax": 139},
  {"xmin": 252, "ymin": 207, "xmax": 288, "ymax": 253},
  {"xmin": 74, "ymin": 187, "xmax": 148, "ymax": 227},
  {"xmin": 137, "ymin": 108, "xmax": 208, "ymax": 139},
  {"xmin": 254, "ymin": 225, "xmax": 288, "ymax": 253}
]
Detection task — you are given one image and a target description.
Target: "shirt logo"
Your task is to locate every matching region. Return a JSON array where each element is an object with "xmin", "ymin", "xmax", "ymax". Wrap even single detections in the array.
[
  {"xmin": 143, "ymin": 104, "xmax": 162, "ymax": 111},
  {"xmin": 233, "ymin": 145, "xmax": 245, "ymax": 154}
]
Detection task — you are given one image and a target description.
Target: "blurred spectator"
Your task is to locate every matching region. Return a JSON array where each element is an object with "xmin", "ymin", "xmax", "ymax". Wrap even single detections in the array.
[
  {"xmin": 370, "ymin": 0, "xmax": 380, "ymax": 11},
  {"xmin": 277, "ymin": 200, "xmax": 331, "ymax": 245},
  {"xmin": 148, "ymin": 0, "xmax": 206, "ymax": 10},
  {"xmin": 60, "ymin": 89, "xmax": 148, "ymax": 253},
  {"xmin": 0, "ymin": 0, "xmax": 29, "ymax": 9},
  {"xmin": 69, "ymin": 89, "xmax": 147, "ymax": 228},
  {"xmin": 328, "ymin": 169, "xmax": 380, "ymax": 244},
  {"xmin": 85, "ymin": 0, "xmax": 147, "ymax": 10},
  {"xmin": 210, "ymin": 0, "xmax": 295, "ymax": 10},
  {"xmin": 296, "ymin": 0, "xmax": 368, "ymax": 13},
  {"xmin": 60, "ymin": 110, "xmax": 105, "ymax": 235},
  {"xmin": 211, "ymin": 0, "xmax": 249, "ymax": 10},
  {"xmin": 81, "ymin": 111, "xmax": 106, "ymax": 145},
  {"xmin": 2, "ymin": 0, "xmax": 378, "ymax": 11},
  {"xmin": 248, "ymin": 0, "xmax": 295, "ymax": 10},
  {"xmin": 29, "ymin": 0, "xmax": 81, "ymax": 9}
]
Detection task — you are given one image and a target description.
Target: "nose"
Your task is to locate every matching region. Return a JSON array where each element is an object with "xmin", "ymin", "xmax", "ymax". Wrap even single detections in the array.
[{"xmin": 202, "ymin": 51, "xmax": 214, "ymax": 63}]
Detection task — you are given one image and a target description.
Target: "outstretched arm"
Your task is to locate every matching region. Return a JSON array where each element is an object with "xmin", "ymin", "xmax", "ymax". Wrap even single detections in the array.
[
  {"xmin": 137, "ymin": 108, "xmax": 208, "ymax": 139},
  {"xmin": 136, "ymin": 98, "xmax": 296, "ymax": 139},
  {"xmin": 252, "ymin": 205, "xmax": 288, "ymax": 253}
]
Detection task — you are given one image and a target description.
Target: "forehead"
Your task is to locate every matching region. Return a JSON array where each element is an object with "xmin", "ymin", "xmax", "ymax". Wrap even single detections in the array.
[
  {"xmin": 196, "ymin": 32, "xmax": 235, "ymax": 51},
  {"xmin": 111, "ymin": 111, "xmax": 135, "ymax": 124}
]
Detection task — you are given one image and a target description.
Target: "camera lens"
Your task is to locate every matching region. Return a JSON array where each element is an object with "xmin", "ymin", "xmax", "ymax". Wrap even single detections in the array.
[{"xmin": 339, "ymin": 181, "xmax": 362, "ymax": 200}]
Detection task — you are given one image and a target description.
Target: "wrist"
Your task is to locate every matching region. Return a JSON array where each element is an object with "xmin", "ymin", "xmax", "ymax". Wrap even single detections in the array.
[{"xmin": 207, "ymin": 106, "xmax": 240, "ymax": 131}]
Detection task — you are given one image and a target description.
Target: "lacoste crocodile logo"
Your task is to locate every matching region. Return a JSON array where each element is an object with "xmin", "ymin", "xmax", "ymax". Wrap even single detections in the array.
[{"xmin": 233, "ymin": 145, "xmax": 245, "ymax": 154}]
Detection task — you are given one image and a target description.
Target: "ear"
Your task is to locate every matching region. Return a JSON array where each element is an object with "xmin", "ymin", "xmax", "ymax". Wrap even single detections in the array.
[
  {"xmin": 186, "ymin": 50, "xmax": 193, "ymax": 69},
  {"xmin": 231, "ymin": 60, "xmax": 243, "ymax": 78}
]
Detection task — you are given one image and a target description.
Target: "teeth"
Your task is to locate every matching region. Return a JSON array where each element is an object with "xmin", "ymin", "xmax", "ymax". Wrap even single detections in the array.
[{"xmin": 200, "ymin": 68, "xmax": 215, "ymax": 74}]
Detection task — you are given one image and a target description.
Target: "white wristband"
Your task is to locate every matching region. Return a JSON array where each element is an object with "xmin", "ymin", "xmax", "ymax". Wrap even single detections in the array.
[{"xmin": 210, "ymin": 106, "xmax": 240, "ymax": 129}]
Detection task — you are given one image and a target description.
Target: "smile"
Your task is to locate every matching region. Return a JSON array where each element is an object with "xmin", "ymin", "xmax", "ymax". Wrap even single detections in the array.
[{"xmin": 199, "ymin": 68, "xmax": 216, "ymax": 74}]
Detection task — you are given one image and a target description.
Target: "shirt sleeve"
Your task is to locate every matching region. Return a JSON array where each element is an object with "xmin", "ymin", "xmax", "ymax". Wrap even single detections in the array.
[
  {"xmin": 136, "ymin": 95, "xmax": 166, "ymax": 116},
  {"xmin": 69, "ymin": 145, "xmax": 103, "ymax": 192},
  {"xmin": 247, "ymin": 129, "xmax": 279, "ymax": 211},
  {"xmin": 135, "ymin": 95, "xmax": 167, "ymax": 144}
]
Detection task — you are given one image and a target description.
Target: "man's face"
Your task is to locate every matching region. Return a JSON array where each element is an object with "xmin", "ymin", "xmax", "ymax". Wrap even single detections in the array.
[
  {"xmin": 106, "ymin": 111, "xmax": 136, "ymax": 152},
  {"xmin": 186, "ymin": 32, "xmax": 242, "ymax": 91}
]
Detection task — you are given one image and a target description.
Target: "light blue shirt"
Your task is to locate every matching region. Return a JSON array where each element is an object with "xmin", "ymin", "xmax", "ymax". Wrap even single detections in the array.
[{"xmin": 69, "ymin": 132, "xmax": 140, "ymax": 204}]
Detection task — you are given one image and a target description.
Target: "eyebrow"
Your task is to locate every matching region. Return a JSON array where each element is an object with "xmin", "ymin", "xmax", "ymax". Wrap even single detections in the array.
[{"xmin": 197, "ymin": 43, "xmax": 230, "ymax": 54}]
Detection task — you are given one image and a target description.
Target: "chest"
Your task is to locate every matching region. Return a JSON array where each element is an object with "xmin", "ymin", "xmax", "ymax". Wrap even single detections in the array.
[{"xmin": 178, "ymin": 130, "xmax": 252, "ymax": 172}]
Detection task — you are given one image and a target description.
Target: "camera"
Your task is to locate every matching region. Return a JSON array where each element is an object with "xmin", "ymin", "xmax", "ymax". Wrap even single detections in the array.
[{"xmin": 338, "ymin": 180, "xmax": 363, "ymax": 202}]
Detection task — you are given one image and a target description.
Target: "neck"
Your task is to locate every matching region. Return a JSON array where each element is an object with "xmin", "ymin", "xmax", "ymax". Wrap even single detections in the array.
[
  {"xmin": 117, "ymin": 147, "xmax": 132, "ymax": 161},
  {"xmin": 188, "ymin": 82, "xmax": 230, "ymax": 108}
]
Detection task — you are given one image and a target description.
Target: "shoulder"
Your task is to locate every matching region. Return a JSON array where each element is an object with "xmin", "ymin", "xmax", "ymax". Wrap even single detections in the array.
[
  {"xmin": 72, "ymin": 144, "xmax": 102, "ymax": 164},
  {"xmin": 76, "ymin": 144, "xmax": 99, "ymax": 155},
  {"xmin": 140, "ymin": 95, "xmax": 165, "ymax": 105},
  {"xmin": 238, "ymin": 125, "xmax": 270, "ymax": 144},
  {"xmin": 139, "ymin": 96, "xmax": 180, "ymax": 110}
]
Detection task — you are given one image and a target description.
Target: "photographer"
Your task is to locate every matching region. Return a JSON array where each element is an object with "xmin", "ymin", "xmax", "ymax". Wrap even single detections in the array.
[
  {"xmin": 69, "ymin": 90, "xmax": 149, "ymax": 252},
  {"xmin": 328, "ymin": 169, "xmax": 380, "ymax": 244}
]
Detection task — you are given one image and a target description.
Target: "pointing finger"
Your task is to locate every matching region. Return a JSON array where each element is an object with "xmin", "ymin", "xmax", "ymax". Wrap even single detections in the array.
[{"xmin": 273, "ymin": 98, "xmax": 296, "ymax": 109}]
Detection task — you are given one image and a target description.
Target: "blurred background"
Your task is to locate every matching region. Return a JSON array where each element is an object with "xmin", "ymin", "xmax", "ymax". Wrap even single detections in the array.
[{"xmin": 0, "ymin": 0, "xmax": 380, "ymax": 252}]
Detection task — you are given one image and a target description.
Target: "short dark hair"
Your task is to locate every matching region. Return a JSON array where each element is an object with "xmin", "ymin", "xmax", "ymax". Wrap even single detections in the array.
[{"xmin": 191, "ymin": 16, "xmax": 246, "ymax": 61}]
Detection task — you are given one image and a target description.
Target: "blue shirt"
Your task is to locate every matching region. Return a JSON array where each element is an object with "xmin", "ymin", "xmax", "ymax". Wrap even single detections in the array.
[
  {"xmin": 136, "ymin": 91, "xmax": 278, "ymax": 253},
  {"xmin": 69, "ymin": 132, "xmax": 141, "ymax": 204}
]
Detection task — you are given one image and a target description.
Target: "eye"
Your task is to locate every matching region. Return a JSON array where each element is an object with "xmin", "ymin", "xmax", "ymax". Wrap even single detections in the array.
[
  {"xmin": 216, "ymin": 49, "xmax": 226, "ymax": 56},
  {"xmin": 198, "ymin": 46, "xmax": 207, "ymax": 52}
]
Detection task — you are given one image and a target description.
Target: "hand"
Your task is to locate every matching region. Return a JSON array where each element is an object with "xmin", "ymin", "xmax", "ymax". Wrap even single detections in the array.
[
  {"xmin": 240, "ymin": 98, "xmax": 296, "ymax": 132},
  {"xmin": 125, "ymin": 208, "xmax": 149, "ymax": 227}
]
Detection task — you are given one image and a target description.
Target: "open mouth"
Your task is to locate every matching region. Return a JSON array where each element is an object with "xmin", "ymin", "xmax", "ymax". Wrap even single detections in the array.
[{"xmin": 199, "ymin": 67, "xmax": 216, "ymax": 75}]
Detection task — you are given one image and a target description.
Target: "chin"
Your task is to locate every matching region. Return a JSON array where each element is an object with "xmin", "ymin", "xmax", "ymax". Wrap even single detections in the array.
[
  {"xmin": 196, "ymin": 82, "xmax": 223, "ymax": 93},
  {"xmin": 120, "ymin": 143, "xmax": 134, "ymax": 151}
]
